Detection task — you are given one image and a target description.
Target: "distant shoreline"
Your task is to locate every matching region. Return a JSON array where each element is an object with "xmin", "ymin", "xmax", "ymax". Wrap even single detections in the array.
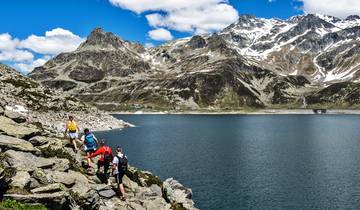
[{"xmin": 110, "ymin": 109, "xmax": 360, "ymax": 115}]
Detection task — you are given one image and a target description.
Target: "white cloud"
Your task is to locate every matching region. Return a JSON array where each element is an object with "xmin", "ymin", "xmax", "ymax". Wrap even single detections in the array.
[
  {"xmin": 0, "ymin": 50, "xmax": 34, "ymax": 62},
  {"xmin": 0, "ymin": 28, "xmax": 83, "ymax": 73},
  {"xmin": 109, "ymin": 0, "xmax": 226, "ymax": 13},
  {"xmin": 14, "ymin": 56, "xmax": 50, "ymax": 74},
  {"xmin": 146, "ymin": 4, "xmax": 238, "ymax": 34},
  {"xmin": 19, "ymin": 28, "xmax": 84, "ymax": 55},
  {"xmin": 0, "ymin": 33, "xmax": 19, "ymax": 51},
  {"xmin": 110, "ymin": 0, "xmax": 239, "ymax": 35},
  {"xmin": 300, "ymin": 0, "xmax": 360, "ymax": 18},
  {"xmin": 0, "ymin": 33, "xmax": 34, "ymax": 62},
  {"xmin": 148, "ymin": 28, "xmax": 174, "ymax": 41}
]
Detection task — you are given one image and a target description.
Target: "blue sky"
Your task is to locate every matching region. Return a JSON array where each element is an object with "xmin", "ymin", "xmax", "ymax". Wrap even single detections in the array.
[
  {"xmin": 0, "ymin": 0, "xmax": 358, "ymax": 73},
  {"xmin": 0, "ymin": 0, "xmax": 303, "ymax": 43}
]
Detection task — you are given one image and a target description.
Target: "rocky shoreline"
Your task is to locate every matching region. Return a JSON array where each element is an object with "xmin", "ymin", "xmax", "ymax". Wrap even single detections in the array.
[
  {"xmin": 113, "ymin": 109, "xmax": 360, "ymax": 115},
  {"xmin": 0, "ymin": 105, "xmax": 198, "ymax": 210}
]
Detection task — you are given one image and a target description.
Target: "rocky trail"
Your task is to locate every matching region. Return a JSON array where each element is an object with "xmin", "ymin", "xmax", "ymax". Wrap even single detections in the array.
[{"xmin": 0, "ymin": 106, "xmax": 198, "ymax": 210}]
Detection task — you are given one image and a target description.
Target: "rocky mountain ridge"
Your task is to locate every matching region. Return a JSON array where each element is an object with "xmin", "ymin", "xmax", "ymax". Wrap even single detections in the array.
[
  {"xmin": 0, "ymin": 108, "xmax": 198, "ymax": 210},
  {"xmin": 0, "ymin": 63, "xmax": 129, "ymax": 132},
  {"xmin": 29, "ymin": 14, "xmax": 360, "ymax": 110}
]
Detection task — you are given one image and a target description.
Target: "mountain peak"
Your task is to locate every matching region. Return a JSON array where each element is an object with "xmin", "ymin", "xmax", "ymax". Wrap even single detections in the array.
[
  {"xmin": 77, "ymin": 27, "xmax": 125, "ymax": 51},
  {"xmin": 345, "ymin": 15, "xmax": 360, "ymax": 21}
]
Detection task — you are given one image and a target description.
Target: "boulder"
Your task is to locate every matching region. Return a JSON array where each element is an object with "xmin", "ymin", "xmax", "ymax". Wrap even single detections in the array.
[
  {"xmin": 52, "ymin": 158, "xmax": 70, "ymax": 172},
  {"xmin": 98, "ymin": 189, "xmax": 116, "ymax": 198},
  {"xmin": 45, "ymin": 170, "xmax": 88, "ymax": 187},
  {"xmin": 4, "ymin": 192, "xmax": 70, "ymax": 210},
  {"xmin": 31, "ymin": 183, "xmax": 67, "ymax": 194},
  {"xmin": 0, "ymin": 116, "xmax": 41, "ymax": 139},
  {"xmin": 149, "ymin": 184, "xmax": 163, "ymax": 197},
  {"xmin": 163, "ymin": 178, "xmax": 198, "ymax": 210},
  {"xmin": 142, "ymin": 197, "xmax": 172, "ymax": 210},
  {"xmin": 28, "ymin": 178, "xmax": 41, "ymax": 189},
  {"xmin": 127, "ymin": 166, "xmax": 162, "ymax": 187},
  {"xmin": 4, "ymin": 109, "xmax": 26, "ymax": 123},
  {"xmin": 32, "ymin": 169, "xmax": 51, "ymax": 185},
  {"xmin": 39, "ymin": 139, "xmax": 83, "ymax": 171},
  {"xmin": 0, "ymin": 134, "xmax": 38, "ymax": 153},
  {"xmin": 0, "ymin": 106, "xmax": 4, "ymax": 115},
  {"xmin": 123, "ymin": 175, "xmax": 140, "ymax": 193},
  {"xmin": 4, "ymin": 150, "xmax": 56, "ymax": 172},
  {"xmin": 29, "ymin": 136, "xmax": 55, "ymax": 146},
  {"xmin": 90, "ymin": 184, "xmax": 112, "ymax": 192},
  {"xmin": 10, "ymin": 171, "xmax": 31, "ymax": 189}
]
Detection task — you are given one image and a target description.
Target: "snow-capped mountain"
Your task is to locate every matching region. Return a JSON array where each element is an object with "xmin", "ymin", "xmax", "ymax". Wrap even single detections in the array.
[
  {"xmin": 29, "ymin": 14, "xmax": 360, "ymax": 110},
  {"xmin": 218, "ymin": 14, "xmax": 360, "ymax": 83}
]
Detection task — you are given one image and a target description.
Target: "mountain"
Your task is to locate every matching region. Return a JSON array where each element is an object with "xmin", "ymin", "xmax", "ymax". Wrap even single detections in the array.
[{"xmin": 29, "ymin": 14, "xmax": 360, "ymax": 111}]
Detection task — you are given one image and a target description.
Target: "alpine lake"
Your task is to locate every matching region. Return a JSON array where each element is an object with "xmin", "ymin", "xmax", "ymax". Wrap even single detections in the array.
[{"xmin": 95, "ymin": 114, "xmax": 360, "ymax": 210}]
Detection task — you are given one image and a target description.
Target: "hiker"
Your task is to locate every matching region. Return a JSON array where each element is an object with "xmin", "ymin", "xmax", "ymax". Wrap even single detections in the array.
[
  {"xmin": 64, "ymin": 115, "xmax": 79, "ymax": 152},
  {"xmin": 112, "ymin": 146, "xmax": 128, "ymax": 201},
  {"xmin": 80, "ymin": 128, "xmax": 98, "ymax": 169},
  {"xmin": 88, "ymin": 140, "xmax": 113, "ymax": 177}
]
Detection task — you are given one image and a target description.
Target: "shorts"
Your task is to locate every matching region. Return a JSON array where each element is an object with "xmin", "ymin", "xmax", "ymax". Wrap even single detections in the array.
[
  {"xmin": 115, "ymin": 172, "xmax": 125, "ymax": 184},
  {"xmin": 84, "ymin": 145, "xmax": 96, "ymax": 153},
  {"xmin": 67, "ymin": 132, "xmax": 78, "ymax": 139}
]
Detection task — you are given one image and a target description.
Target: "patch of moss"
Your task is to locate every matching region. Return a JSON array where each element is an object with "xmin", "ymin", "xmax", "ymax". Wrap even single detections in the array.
[
  {"xmin": 2, "ymin": 78, "xmax": 39, "ymax": 89},
  {"xmin": 39, "ymin": 147, "xmax": 85, "ymax": 174},
  {"xmin": 5, "ymin": 187, "xmax": 30, "ymax": 195},
  {"xmin": 0, "ymin": 199, "xmax": 47, "ymax": 210}
]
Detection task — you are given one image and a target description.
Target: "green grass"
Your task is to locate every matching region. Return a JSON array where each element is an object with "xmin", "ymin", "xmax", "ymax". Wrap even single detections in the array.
[{"xmin": 0, "ymin": 199, "xmax": 47, "ymax": 210}]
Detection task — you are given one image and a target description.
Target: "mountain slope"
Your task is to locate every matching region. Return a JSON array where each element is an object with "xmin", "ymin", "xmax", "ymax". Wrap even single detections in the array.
[
  {"xmin": 0, "ymin": 63, "xmax": 127, "ymax": 132},
  {"xmin": 29, "ymin": 14, "xmax": 360, "ymax": 110}
]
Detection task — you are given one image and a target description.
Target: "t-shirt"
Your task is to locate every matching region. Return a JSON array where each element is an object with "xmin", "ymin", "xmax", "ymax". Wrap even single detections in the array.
[{"xmin": 113, "ymin": 152, "xmax": 126, "ymax": 175}]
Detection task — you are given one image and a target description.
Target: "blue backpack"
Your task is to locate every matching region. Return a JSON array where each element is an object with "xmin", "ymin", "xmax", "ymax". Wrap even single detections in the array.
[{"xmin": 84, "ymin": 133, "xmax": 96, "ymax": 148}]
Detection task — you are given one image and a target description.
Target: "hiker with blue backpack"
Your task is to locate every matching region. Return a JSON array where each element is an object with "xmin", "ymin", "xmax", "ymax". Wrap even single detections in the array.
[{"xmin": 80, "ymin": 128, "xmax": 99, "ymax": 169}]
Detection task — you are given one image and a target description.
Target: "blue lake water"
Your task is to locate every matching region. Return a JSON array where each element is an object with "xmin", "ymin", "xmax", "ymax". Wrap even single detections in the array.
[{"xmin": 95, "ymin": 114, "xmax": 360, "ymax": 210}]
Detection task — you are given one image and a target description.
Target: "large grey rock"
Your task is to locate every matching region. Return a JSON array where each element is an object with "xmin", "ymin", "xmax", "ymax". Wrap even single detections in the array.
[
  {"xmin": 33, "ymin": 169, "xmax": 52, "ymax": 185},
  {"xmin": 10, "ymin": 171, "xmax": 31, "ymax": 189},
  {"xmin": 163, "ymin": 178, "xmax": 198, "ymax": 210},
  {"xmin": 28, "ymin": 178, "xmax": 41, "ymax": 189},
  {"xmin": 31, "ymin": 183, "xmax": 67, "ymax": 194},
  {"xmin": 29, "ymin": 136, "xmax": 55, "ymax": 146},
  {"xmin": 52, "ymin": 158, "xmax": 70, "ymax": 172},
  {"xmin": 142, "ymin": 197, "xmax": 172, "ymax": 210},
  {"xmin": 0, "ymin": 134, "xmax": 37, "ymax": 152},
  {"xmin": 4, "ymin": 192, "xmax": 70, "ymax": 210},
  {"xmin": 45, "ymin": 170, "xmax": 88, "ymax": 187},
  {"xmin": 98, "ymin": 189, "xmax": 116, "ymax": 198},
  {"xmin": 0, "ymin": 116, "xmax": 41, "ymax": 139},
  {"xmin": 4, "ymin": 110, "xmax": 26, "ymax": 123},
  {"xmin": 4, "ymin": 150, "xmax": 56, "ymax": 172},
  {"xmin": 90, "ymin": 184, "xmax": 112, "ymax": 192}
]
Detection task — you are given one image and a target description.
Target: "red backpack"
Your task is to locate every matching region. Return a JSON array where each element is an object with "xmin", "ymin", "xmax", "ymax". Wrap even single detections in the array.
[{"xmin": 103, "ymin": 146, "xmax": 113, "ymax": 163}]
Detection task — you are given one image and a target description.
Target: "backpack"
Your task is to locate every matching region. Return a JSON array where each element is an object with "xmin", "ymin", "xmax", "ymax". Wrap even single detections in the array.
[
  {"xmin": 103, "ymin": 146, "xmax": 113, "ymax": 163},
  {"xmin": 116, "ymin": 154, "xmax": 128, "ymax": 173},
  {"xmin": 84, "ymin": 133, "xmax": 96, "ymax": 148},
  {"xmin": 68, "ymin": 121, "xmax": 77, "ymax": 132}
]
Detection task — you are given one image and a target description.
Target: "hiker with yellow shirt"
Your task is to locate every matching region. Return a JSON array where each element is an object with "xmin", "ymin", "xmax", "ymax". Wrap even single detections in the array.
[{"xmin": 64, "ymin": 115, "xmax": 79, "ymax": 152}]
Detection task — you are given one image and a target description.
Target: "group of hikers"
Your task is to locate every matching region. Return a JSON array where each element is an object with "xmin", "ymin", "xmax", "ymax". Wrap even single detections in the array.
[{"xmin": 64, "ymin": 116, "xmax": 127, "ymax": 201}]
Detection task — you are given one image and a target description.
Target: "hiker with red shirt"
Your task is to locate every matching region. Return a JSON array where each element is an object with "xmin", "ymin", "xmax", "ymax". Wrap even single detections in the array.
[{"xmin": 88, "ymin": 140, "xmax": 113, "ymax": 177}]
